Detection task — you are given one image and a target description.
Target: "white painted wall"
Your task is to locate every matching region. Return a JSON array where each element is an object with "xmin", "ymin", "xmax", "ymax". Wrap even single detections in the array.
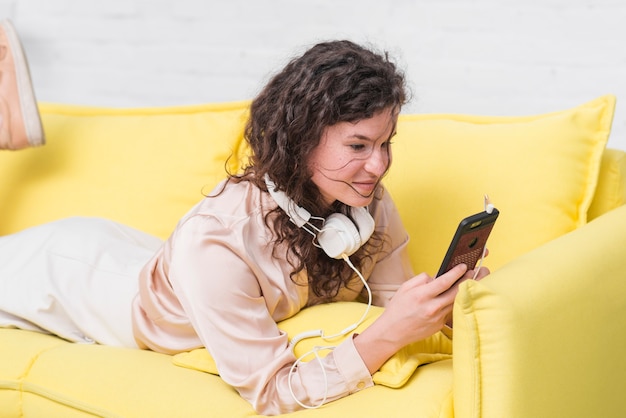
[{"xmin": 2, "ymin": 0, "xmax": 625, "ymax": 150}]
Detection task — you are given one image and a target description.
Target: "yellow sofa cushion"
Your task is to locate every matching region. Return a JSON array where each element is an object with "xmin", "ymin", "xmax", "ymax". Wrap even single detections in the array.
[
  {"xmin": 1, "ymin": 327, "xmax": 454, "ymax": 418},
  {"xmin": 0, "ymin": 329, "xmax": 256, "ymax": 418},
  {"xmin": 384, "ymin": 95, "xmax": 616, "ymax": 274},
  {"xmin": 173, "ymin": 301, "xmax": 452, "ymax": 389},
  {"xmin": 0, "ymin": 101, "xmax": 249, "ymax": 239}
]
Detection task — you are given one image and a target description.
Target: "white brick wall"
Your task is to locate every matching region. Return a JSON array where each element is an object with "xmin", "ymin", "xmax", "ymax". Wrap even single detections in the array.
[{"xmin": 1, "ymin": 0, "xmax": 625, "ymax": 150}]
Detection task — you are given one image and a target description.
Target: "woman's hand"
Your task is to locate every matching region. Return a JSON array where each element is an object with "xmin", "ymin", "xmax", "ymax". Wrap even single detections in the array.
[
  {"xmin": 380, "ymin": 264, "xmax": 489, "ymax": 346},
  {"xmin": 353, "ymin": 263, "xmax": 490, "ymax": 374}
]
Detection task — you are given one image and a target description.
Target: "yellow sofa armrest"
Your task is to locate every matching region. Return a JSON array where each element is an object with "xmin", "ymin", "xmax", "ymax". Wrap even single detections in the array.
[{"xmin": 453, "ymin": 204, "xmax": 626, "ymax": 418}]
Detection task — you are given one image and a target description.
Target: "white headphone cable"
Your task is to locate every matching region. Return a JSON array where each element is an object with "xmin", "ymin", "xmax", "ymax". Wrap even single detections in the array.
[
  {"xmin": 287, "ymin": 253, "xmax": 372, "ymax": 409},
  {"xmin": 301, "ymin": 215, "xmax": 326, "ymax": 238},
  {"xmin": 473, "ymin": 194, "xmax": 495, "ymax": 280},
  {"xmin": 323, "ymin": 254, "xmax": 372, "ymax": 338}
]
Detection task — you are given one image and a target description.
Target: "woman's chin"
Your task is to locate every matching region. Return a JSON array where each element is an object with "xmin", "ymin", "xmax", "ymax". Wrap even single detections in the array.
[{"xmin": 338, "ymin": 194, "xmax": 375, "ymax": 208}]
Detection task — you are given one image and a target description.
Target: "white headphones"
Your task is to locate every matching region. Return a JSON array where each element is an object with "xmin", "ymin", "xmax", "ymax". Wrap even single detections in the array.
[
  {"xmin": 264, "ymin": 173, "xmax": 376, "ymax": 409},
  {"xmin": 264, "ymin": 174, "xmax": 375, "ymax": 259}
]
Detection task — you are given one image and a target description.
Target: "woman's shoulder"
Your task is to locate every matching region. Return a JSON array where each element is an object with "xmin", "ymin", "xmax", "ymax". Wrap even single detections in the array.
[{"xmin": 178, "ymin": 178, "xmax": 270, "ymax": 232}]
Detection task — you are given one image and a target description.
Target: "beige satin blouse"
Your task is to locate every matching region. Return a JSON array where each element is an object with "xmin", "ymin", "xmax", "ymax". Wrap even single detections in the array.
[{"xmin": 131, "ymin": 179, "xmax": 413, "ymax": 415}]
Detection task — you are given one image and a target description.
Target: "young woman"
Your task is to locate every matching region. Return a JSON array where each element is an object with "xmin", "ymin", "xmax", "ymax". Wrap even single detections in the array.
[{"xmin": 0, "ymin": 20, "xmax": 489, "ymax": 415}]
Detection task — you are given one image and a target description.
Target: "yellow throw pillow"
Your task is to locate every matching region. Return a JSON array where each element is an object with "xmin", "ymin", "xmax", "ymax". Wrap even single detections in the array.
[
  {"xmin": 0, "ymin": 101, "xmax": 250, "ymax": 239},
  {"xmin": 385, "ymin": 95, "xmax": 616, "ymax": 274},
  {"xmin": 172, "ymin": 301, "xmax": 452, "ymax": 389},
  {"xmin": 588, "ymin": 148, "xmax": 626, "ymax": 220}
]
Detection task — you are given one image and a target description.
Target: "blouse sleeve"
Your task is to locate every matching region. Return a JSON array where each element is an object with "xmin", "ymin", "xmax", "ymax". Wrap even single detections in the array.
[
  {"xmin": 367, "ymin": 188, "xmax": 415, "ymax": 307},
  {"xmin": 167, "ymin": 214, "xmax": 373, "ymax": 415}
]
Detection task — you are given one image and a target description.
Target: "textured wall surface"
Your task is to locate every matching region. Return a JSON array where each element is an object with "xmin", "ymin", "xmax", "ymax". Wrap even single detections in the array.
[{"xmin": 1, "ymin": 0, "xmax": 625, "ymax": 149}]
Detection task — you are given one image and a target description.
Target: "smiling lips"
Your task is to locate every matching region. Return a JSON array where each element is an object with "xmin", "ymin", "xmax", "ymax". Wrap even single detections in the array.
[{"xmin": 352, "ymin": 180, "xmax": 378, "ymax": 196}]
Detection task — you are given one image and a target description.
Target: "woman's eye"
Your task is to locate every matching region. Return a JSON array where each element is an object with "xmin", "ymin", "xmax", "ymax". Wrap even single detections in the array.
[{"xmin": 350, "ymin": 144, "xmax": 366, "ymax": 151}]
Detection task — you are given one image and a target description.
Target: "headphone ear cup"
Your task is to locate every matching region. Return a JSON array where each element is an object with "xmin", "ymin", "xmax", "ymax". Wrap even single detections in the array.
[
  {"xmin": 350, "ymin": 207, "xmax": 375, "ymax": 245},
  {"xmin": 317, "ymin": 214, "xmax": 362, "ymax": 259}
]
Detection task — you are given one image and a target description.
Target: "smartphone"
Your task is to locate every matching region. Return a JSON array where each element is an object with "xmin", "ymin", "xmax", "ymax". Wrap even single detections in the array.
[{"xmin": 436, "ymin": 209, "xmax": 499, "ymax": 277}]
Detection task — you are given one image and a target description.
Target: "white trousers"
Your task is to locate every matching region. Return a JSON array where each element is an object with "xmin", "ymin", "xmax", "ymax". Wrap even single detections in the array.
[{"xmin": 0, "ymin": 217, "xmax": 162, "ymax": 347}]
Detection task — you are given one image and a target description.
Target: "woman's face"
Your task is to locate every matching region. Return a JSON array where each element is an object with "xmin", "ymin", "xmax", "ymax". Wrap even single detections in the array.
[{"xmin": 308, "ymin": 107, "xmax": 397, "ymax": 207}]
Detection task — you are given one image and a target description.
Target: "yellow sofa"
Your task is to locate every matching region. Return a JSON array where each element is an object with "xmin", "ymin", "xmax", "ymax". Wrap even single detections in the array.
[{"xmin": 1, "ymin": 95, "xmax": 626, "ymax": 417}]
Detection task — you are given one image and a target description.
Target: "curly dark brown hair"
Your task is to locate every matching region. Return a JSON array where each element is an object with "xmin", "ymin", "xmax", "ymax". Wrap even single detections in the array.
[{"xmin": 229, "ymin": 40, "xmax": 408, "ymax": 299}]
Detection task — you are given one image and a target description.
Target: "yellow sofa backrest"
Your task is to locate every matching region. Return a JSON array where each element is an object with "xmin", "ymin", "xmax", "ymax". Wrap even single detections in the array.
[
  {"xmin": 0, "ymin": 102, "xmax": 249, "ymax": 240},
  {"xmin": 0, "ymin": 97, "xmax": 622, "ymax": 275}
]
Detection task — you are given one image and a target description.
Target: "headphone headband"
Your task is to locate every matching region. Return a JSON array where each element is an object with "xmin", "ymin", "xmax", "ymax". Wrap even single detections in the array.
[
  {"xmin": 265, "ymin": 174, "xmax": 311, "ymax": 227},
  {"xmin": 264, "ymin": 174, "xmax": 375, "ymax": 259}
]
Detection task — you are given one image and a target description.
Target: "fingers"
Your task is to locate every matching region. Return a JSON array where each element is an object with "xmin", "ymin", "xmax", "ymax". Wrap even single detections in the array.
[
  {"xmin": 429, "ymin": 264, "xmax": 468, "ymax": 296},
  {"xmin": 410, "ymin": 272, "xmax": 433, "ymax": 286},
  {"xmin": 394, "ymin": 263, "xmax": 491, "ymax": 342},
  {"xmin": 434, "ymin": 263, "xmax": 492, "ymax": 298},
  {"xmin": 403, "ymin": 263, "xmax": 487, "ymax": 308}
]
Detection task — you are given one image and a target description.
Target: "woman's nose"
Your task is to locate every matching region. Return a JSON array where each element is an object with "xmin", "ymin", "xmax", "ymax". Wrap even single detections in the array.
[{"xmin": 365, "ymin": 149, "xmax": 389, "ymax": 176}]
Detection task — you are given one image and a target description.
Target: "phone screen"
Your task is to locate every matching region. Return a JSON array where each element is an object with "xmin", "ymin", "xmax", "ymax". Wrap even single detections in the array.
[{"xmin": 436, "ymin": 209, "xmax": 499, "ymax": 277}]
